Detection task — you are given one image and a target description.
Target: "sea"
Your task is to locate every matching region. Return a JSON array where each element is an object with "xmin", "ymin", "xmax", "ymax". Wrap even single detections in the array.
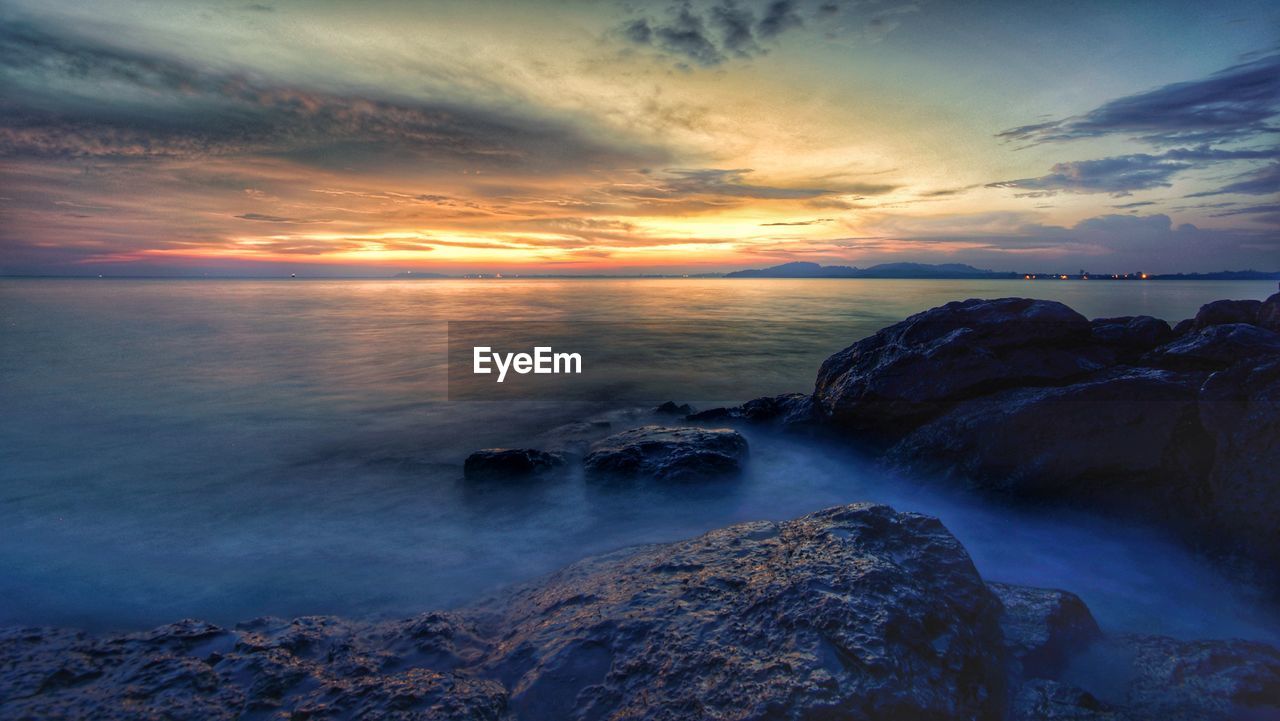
[{"xmin": 1, "ymin": 278, "xmax": 1277, "ymax": 641}]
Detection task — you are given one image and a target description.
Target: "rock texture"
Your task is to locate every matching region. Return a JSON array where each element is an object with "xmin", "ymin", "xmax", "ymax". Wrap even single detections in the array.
[
  {"xmin": 582, "ymin": 426, "xmax": 748, "ymax": 482},
  {"xmin": 4, "ymin": 504, "xmax": 1277, "ymax": 720},
  {"xmin": 464, "ymin": 449, "xmax": 567, "ymax": 481}
]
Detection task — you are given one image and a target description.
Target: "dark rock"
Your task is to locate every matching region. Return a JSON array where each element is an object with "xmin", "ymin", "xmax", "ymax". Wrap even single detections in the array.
[
  {"xmin": 474, "ymin": 503, "xmax": 1008, "ymax": 720},
  {"xmin": 1192, "ymin": 299, "xmax": 1261, "ymax": 329},
  {"xmin": 1199, "ymin": 359, "xmax": 1280, "ymax": 566},
  {"xmin": 1143, "ymin": 323, "xmax": 1280, "ymax": 371},
  {"xmin": 989, "ymin": 583, "xmax": 1102, "ymax": 680},
  {"xmin": 1090, "ymin": 316, "xmax": 1173, "ymax": 353},
  {"xmin": 1011, "ymin": 679, "xmax": 1121, "ymax": 720},
  {"xmin": 886, "ymin": 367, "xmax": 1214, "ymax": 519},
  {"xmin": 687, "ymin": 392, "xmax": 819, "ymax": 429},
  {"xmin": 464, "ymin": 448, "xmax": 566, "ymax": 481},
  {"xmin": 582, "ymin": 425, "xmax": 748, "ymax": 482},
  {"xmin": 653, "ymin": 401, "xmax": 694, "ymax": 416},
  {"xmin": 1259, "ymin": 292, "xmax": 1280, "ymax": 333},
  {"xmin": 1062, "ymin": 634, "xmax": 1280, "ymax": 721},
  {"xmin": 1171, "ymin": 318, "xmax": 1196, "ymax": 337},
  {"xmin": 814, "ymin": 298, "xmax": 1103, "ymax": 439}
]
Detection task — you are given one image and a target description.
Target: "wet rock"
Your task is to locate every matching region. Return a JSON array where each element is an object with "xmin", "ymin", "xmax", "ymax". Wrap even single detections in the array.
[
  {"xmin": 1192, "ymin": 299, "xmax": 1261, "ymax": 329},
  {"xmin": 1012, "ymin": 679, "xmax": 1121, "ymax": 720},
  {"xmin": 989, "ymin": 583, "xmax": 1102, "ymax": 680},
  {"xmin": 1258, "ymin": 292, "xmax": 1280, "ymax": 333},
  {"xmin": 1090, "ymin": 316, "xmax": 1173, "ymax": 356},
  {"xmin": 1065, "ymin": 634, "xmax": 1280, "ymax": 721},
  {"xmin": 582, "ymin": 425, "xmax": 748, "ymax": 482},
  {"xmin": 886, "ymin": 367, "xmax": 1213, "ymax": 519},
  {"xmin": 687, "ymin": 392, "xmax": 819, "ymax": 429},
  {"xmin": 464, "ymin": 448, "xmax": 566, "ymax": 481},
  {"xmin": 653, "ymin": 401, "xmax": 694, "ymax": 416},
  {"xmin": 1199, "ymin": 359, "xmax": 1280, "ymax": 566},
  {"xmin": 474, "ymin": 503, "xmax": 1007, "ymax": 720},
  {"xmin": 1142, "ymin": 323, "xmax": 1280, "ymax": 372},
  {"xmin": 814, "ymin": 298, "xmax": 1103, "ymax": 439}
]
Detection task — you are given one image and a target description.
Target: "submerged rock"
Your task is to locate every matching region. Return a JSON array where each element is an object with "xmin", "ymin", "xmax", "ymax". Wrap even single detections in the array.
[
  {"xmin": 814, "ymin": 298, "xmax": 1103, "ymax": 439},
  {"xmin": 687, "ymin": 392, "xmax": 819, "ymax": 429},
  {"xmin": 582, "ymin": 425, "xmax": 748, "ymax": 482},
  {"xmin": 464, "ymin": 448, "xmax": 567, "ymax": 481},
  {"xmin": 652, "ymin": 401, "xmax": 694, "ymax": 416}
]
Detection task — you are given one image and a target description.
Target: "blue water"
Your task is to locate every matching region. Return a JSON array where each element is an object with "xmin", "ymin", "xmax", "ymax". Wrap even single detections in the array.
[{"xmin": 1, "ymin": 278, "xmax": 1277, "ymax": 641}]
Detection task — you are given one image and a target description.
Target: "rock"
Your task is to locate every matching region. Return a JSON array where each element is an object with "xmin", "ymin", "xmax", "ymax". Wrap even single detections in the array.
[
  {"xmin": 1171, "ymin": 318, "xmax": 1196, "ymax": 337},
  {"xmin": 1143, "ymin": 323, "xmax": 1280, "ymax": 371},
  {"xmin": 687, "ymin": 392, "xmax": 819, "ymax": 429},
  {"xmin": 1192, "ymin": 299, "xmax": 1261, "ymax": 329},
  {"xmin": 1258, "ymin": 292, "xmax": 1280, "ymax": 333},
  {"xmin": 1062, "ymin": 634, "xmax": 1280, "ymax": 721},
  {"xmin": 1090, "ymin": 316, "xmax": 1173, "ymax": 354},
  {"xmin": 1011, "ymin": 679, "xmax": 1121, "ymax": 720},
  {"xmin": 653, "ymin": 401, "xmax": 694, "ymax": 416},
  {"xmin": 473, "ymin": 503, "xmax": 1007, "ymax": 720},
  {"xmin": 464, "ymin": 448, "xmax": 566, "ymax": 481},
  {"xmin": 1198, "ymin": 359, "xmax": 1280, "ymax": 565},
  {"xmin": 582, "ymin": 426, "xmax": 748, "ymax": 482},
  {"xmin": 886, "ymin": 367, "xmax": 1214, "ymax": 519},
  {"xmin": 814, "ymin": 298, "xmax": 1103, "ymax": 439},
  {"xmin": 989, "ymin": 583, "xmax": 1102, "ymax": 679}
]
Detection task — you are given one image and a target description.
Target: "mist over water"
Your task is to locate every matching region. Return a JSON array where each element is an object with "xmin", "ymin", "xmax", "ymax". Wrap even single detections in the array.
[{"xmin": 1, "ymin": 278, "xmax": 1277, "ymax": 641}]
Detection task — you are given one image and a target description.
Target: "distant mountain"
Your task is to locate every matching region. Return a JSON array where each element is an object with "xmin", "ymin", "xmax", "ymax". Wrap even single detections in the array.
[{"xmin": 725, "ymin": 261, "xmax": 1016, "ymax": 279}]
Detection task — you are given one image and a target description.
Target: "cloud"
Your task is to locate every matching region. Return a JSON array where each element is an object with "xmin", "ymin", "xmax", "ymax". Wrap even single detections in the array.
[
  {"xmin": 1112, "ymin": 200, "xmax": 1157, "ymax": 209},
  {"xmin": 997, "ymin": 54, "xmax": 1280, "ymax": 146},
  {"xmin": 235, "ymin": 213, "xmax": 327, "ymax": 224},
  {"xmin": 616, "ymin": 0, "xmax": 909, "ymax": 67},
  {"xmin": 1188, "ymin": 162, "xmax": 1280, "ymax": 197},
  {"xmin": 0, "ymin": 19, "xmax": 665, "ymax": 172},
  {"xmin": 987, "ymin": 146, "xmax": 1280, "ymax": 196}
]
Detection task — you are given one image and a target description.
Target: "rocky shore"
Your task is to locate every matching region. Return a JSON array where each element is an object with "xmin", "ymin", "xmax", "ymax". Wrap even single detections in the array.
[
  {"xmin": 4, "ymin": 291, "xmax": 1278, "ymax": 719},
  {"xmin": 5, "ymin": 503, "xmax": 1278, "ymax": 720}
]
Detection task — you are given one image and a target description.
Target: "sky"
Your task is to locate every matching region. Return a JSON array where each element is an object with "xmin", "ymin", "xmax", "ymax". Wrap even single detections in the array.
[{"xmin": 0, "ymin": 0, "xmax": 1277, "ymax": 276}]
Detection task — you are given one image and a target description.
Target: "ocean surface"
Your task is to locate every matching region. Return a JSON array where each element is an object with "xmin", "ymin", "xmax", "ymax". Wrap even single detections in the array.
[{"xmin": 2, "ymin": 278, "xmax": 1278, "ymax": 640}]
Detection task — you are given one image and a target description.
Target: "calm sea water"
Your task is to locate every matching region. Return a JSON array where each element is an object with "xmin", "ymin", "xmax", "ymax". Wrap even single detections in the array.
[{"xmin": 1, "ymin": 278, "xmax": 1277, "ymax": 639}]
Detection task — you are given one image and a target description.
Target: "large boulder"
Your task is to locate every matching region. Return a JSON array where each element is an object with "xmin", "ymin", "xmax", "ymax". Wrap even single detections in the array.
[
  {"xmin": 1142, "ymin": 323, "xmax": 1280, "ymax": 372},
  {"xmin": 1198, "ymin": 359, "xmax": 1280, "ymax": 566},
  {"xmin": 1089, "ymin": 316, "xmax": 1173, "ymax": 355},
  {"xmin": 582, "ymin": 426, "xmax": 748, "ymax": 482},
  {"xmin": 1258, "ymin": 292, "xmax": 1280, "ymax": 333},
  {"xmin": 473, "ymin": 503, "xmax": 1008, "ymax": 720},
  {"xmin": 814, "ymin": 298, "xmax": 1104, "ymax": 439},
  {"xmin": 1191, "ymin": 299, "xmax": 1261, "ymax": 329},
  {"xmin": 464, "ymin": 448, "xmax": 567, "ymax": 481},
  {"xmin": 989, "ymin": 583, "xmax": 1101, "ymax": 681},
  {"xmin": 885, "ymin": 367, "xmax": 1214, "ymax": 519}
]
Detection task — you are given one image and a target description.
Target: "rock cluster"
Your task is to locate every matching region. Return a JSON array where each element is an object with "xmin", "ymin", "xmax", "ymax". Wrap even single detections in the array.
[
  {"xmin": 705, "ymin": 291, "xmax": 1280, "ymax": 569},
  {"xmin": 4, "ymin": 504, "xmax": 1277, "ymax": 720}
]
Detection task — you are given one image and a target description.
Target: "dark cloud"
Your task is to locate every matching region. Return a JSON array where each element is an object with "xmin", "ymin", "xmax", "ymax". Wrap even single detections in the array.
[
  {"xmin": 987, "ymin": 154, "xmax": 1190, "ymax": 196},
  {"xmin": 711, "ymin": 1, "xmax": 761, "ymax": 57},
  {"xmin": 1210, "ymin": 202, "xmax": 1280, "ymax": 225},
  {"xmin": 645, "ymin": 168, "xmax": 892, "ymax": 199},
  {"xmin": 235, "ymin": 213, "xmax": 327, "ymax": 224},
  {"xmin": 1188, "ymin": 162, "xmax": 1280, "ymax": 196},
  {"xmin": 618, "ymin": 0, "xmax": 895, "ymax": 67},
  {"xmin": 1112, "ymin": 200, "xmax": 1157, "ymax": 209},
  {"xmin": 988, "ymin": 146, "xmax": 1280, "ymax": 196},
  {"xmin": 0, "ymin": 20, "xmax": 665, "ymax": 172},
  {"xmin": 757, "ymin": 0, "xmax": 802, "ymax": 38},
  {"xmin": 998, "ymin": 54, "xmax": 1280, "ymax": 146}
]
